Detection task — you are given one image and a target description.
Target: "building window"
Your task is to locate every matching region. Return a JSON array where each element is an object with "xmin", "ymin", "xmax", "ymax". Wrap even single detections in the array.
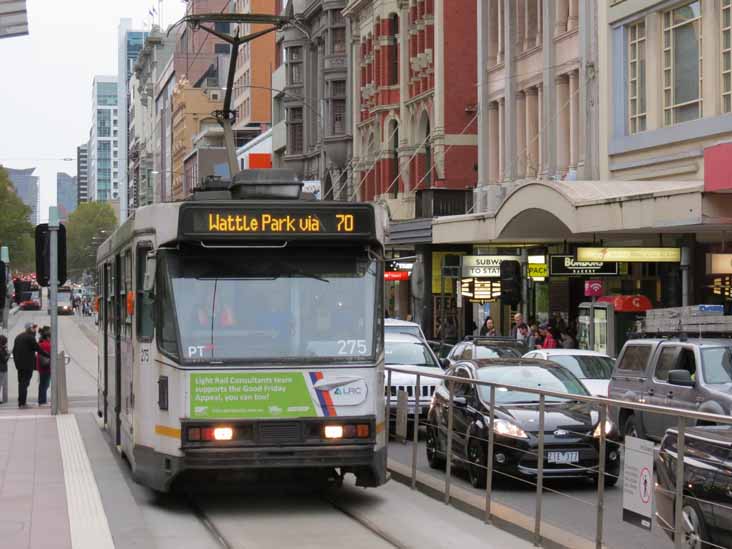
[
  {"xmin": 663, "ymin": 1, "xmax": 703, "ymax": 125},
  {"xmin": 389, "ymin": 14, "xmax": 399, "ymax": 85},
  {"xmin": 288, "ymin": 107, "xmax": 304, "ymax": 154},
  {"xmin": 287, "ymin": 46, "xmax": 303, "ymax": 84},
  {"xmin": 628, "ymin": 21, "xmax": 646, "ymax": 134},
  {"xmin": 330, "ymin": 80, "xmax": 346, "ymax": 135},
  {"xmin": 723, "ymin": 0, "xmax": 732, "ymax": 113},
  {"xmin": 215, "ymin": 43, "xmax": 230, "ymax": 54},
  {"xmin": 332, "ymin": 27, "xmax": 346, "ymax": 54}
]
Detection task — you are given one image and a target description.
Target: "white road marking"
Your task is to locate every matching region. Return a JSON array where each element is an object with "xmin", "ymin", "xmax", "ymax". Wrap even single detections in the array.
[{"xmin": 57, "ymin": 413, "xmax": 115, "ymax": 549}]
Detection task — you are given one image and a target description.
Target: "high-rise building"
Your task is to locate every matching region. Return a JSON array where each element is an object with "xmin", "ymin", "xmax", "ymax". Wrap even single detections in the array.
[
  {"xmin": 89, "ymin": 76, "xmax": 119, "ymax": 203},
  {"xmin": 5, "ymin": 167, "xmax": 39, "ymax": 225},
  {"xmin": 76, "ymin": 143, "xmax": 89, "ymax": 203},
  {"xmin": 56, "ymin": 172, "xmax": 77, "ymax": 221},
  {"xmin": 118, "ymin": 19, "xmax": 149, "ymax": 220}
]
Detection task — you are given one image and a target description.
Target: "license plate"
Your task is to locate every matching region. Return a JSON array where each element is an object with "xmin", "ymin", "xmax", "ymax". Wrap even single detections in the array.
[{"xmin": 547, "ymin": 451, "xmax": 579, "ymax": 464}]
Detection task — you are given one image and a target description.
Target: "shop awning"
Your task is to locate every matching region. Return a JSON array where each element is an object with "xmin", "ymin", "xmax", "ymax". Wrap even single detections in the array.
[{"xmin": 432, "ymin": 180, "xmax": 732, "ymax": 245}]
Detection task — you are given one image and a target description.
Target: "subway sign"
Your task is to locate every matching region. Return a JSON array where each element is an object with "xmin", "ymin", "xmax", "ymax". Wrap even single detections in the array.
[
  {"xmin": 550, "ymin": 255, "xmax": 619, "ymax": 276},
  {"xmin": 178, "ymin": 203, "xmax": 375, "ymax": 240}
]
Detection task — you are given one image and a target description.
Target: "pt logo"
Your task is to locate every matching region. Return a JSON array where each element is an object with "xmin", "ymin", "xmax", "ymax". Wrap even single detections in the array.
[{"xmin": 187, "ymin": 344, "xmax": 215, "ymax": 358}]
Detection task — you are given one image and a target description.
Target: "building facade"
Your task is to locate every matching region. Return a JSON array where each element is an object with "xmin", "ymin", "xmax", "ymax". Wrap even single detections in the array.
[
  {"xmin": 273, "ymin": 0, "xmax": 352, "ymax": 199},
  {"xmin": 76, "ymin": 144, "xmax": 89, "ymax": 204},
  {"xmin": 56, "ymin": 172, "xmax": 77, "ymax": 221},
  {"xmin": 5, "ymin": 167, "xmax": 39, "ymax": 225},
  {"xmin": 231, "ymin": 0, "xmax": 276, "ymax": 140},
  {"xmin": 118, "ymin": 19, "xmax": 149, "ymax": 220},
  {"xmin": 89, "ymin": 76, "xmax": 119, "ymax": 203}
]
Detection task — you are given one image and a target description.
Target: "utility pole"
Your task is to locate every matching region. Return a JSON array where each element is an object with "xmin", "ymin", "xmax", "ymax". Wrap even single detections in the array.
[
  {"xmin": 1, "ymin": 246, "xmax": 9, "ymax": 332},
  {"xmin": 49, "ymin": 207, "xmax": 59, "ymax": 416}
]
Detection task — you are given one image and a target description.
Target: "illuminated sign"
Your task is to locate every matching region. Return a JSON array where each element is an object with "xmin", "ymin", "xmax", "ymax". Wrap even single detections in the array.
[
  {"xmin": 707, "ymin": 254, "xmax": 732, "ymax": 274},
  {"xmin": 385, "ymin": 271, "xmax": 410, "ymax": 281},
  {"xmin": 179, "ymin": 204, "xmax": 374, "ymax": 239},
  {"xmin": 576, "ymin": 247, "xmax": 681, "ymax": 263},
  {"xmin": 550, "ymin": 255, "xmax": 619, "ymax": 276},
  {"xmin": 528, "ymin": 264, "xmax": 548, "ymax": 278},
  {"xmin": 460, "ymin": 278, "xmax": 501, "ymax": 301},
  {"xmin": 461, "ymin": 255, "xmax": 520, "ymax": 278}
]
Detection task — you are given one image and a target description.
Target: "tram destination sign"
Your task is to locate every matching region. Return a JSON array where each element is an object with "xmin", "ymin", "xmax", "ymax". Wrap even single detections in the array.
[
  {"xmin": 550, "ymin": 255, "xmax": 619, "ymax": 276},
  {"xmin": 179, "ymin": 203, "xmax": 375, "ymax": 239}
]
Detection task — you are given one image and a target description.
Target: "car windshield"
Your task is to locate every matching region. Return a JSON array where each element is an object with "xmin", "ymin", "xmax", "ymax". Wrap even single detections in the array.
[
  {"xmin": 701, "ymin": 347, "xmax": 732, "ymax": 384},
  {"xmin": 385, "ymin": 341, "xmax": 439, "ymax": 367},
  {"xmin": 385, "ymin": 325, "xmax": 423, "ymax": 339},
  {"xmin": 474, "ymin": 345, "xmax": 522, "ymax": 359},
  {"xmin": 161, "ymin": 248, "xmax": 377, "ymax": 363},
  {"xmin": 547, "ymin": 355, "xmax": 615, "ymax": 380},
  {"xmin": 476, "ymin": 366, "xmax": 589, "ymax": 404}
]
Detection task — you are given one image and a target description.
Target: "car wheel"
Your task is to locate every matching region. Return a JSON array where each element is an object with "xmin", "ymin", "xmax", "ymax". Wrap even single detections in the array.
[
  {"xmin": 680, "ymin": 500, "xmax": 710, "ymax": 549},
  {"xmin": 623, "ymin": 414, "xmax": 640, "ymax": 439},
  {"xmin": 467, "ymin": 439, "xmax": 487, "ymax": 488},
  {"xmin": 426, "ymin": 425, "xmax": 445, "ymax": 470}
]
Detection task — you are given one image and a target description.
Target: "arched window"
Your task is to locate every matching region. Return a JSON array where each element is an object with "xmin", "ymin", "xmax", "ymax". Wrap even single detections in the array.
[{"xmin": 389, "ymin": 14, "xmax": 399, "ymax": 85}]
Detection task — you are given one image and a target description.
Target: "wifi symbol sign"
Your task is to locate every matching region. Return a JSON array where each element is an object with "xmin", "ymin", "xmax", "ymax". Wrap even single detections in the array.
[{"xmin": 584, "ymin": 279, "xmax": 604, "ymax": 297}]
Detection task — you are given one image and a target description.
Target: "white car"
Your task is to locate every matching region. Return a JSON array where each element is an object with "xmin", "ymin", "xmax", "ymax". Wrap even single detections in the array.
[
  {"xmin": 384, "ymin": 332, "xmax": 444, "ymax": 419},
  {"xmin": 522, "ymin": 349, "xmax": 615, "ymax": 396},
  {"xmin": 385, "ymin": 318, "xmax": 427, "ymax": 341}
]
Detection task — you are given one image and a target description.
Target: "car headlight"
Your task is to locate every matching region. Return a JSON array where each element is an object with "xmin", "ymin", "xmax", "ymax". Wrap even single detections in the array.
[
  {"xmin": 493, "ymin": 419, "xmax": 528, "ymax": 439},
  {"xmin": 593, "ymin": 420, "xmax": 614, "ymax": 438}
]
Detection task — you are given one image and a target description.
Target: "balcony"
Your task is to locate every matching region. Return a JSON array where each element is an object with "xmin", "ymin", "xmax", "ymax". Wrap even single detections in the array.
[{"xmin": 415, "ymin": 188, "xmax": 473, "ymax": 218}]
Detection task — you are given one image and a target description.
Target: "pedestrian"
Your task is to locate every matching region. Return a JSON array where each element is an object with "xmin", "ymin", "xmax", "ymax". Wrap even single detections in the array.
[
  {"xmin": 12, "ymin": 323, "xmax": 48, "ymax": 408},
  {"xmin": 480, "ymin": 317, "xmax": 497, "ymax": 336},
  {"xmin": 529, "ymin": 324, "xmax": 542, "ymax": 349},
  {"xmin": 560, "ymin": 329, "xmax": 576, "ymax": 349},
  {"xmin": 538, "ymin": 323, "xmax": 559, "ymax": 349},
  {"xmin": 510, "ymin": 313, "xmax": 524, "ymax": 339},
  {"xmin": 517, "ymin": 323, "xmax": 530, "ymax": 344},
  {"xmin": 36, "ymin": 326, "xmax": 52, "ymax": 406},
  {"xmin": 0, "ymin": 335, "xmax": 9, "ymax": 404}
]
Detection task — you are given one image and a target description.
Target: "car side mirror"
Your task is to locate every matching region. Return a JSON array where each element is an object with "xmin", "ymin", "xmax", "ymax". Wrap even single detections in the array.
[
  {"xmin": 668, "ymin": 369, "xmax": 695, "ymax": 387},
  {"xmin": 452, "ymin": 395, "xmax": 467, "ymax": 407},
  {"xmin": 440, "ymin": 358, "xmax": 450, "ymax": 369}
]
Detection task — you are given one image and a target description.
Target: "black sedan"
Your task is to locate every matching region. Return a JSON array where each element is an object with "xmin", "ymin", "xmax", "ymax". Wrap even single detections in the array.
[
  {"xmin": 656, "ymin": 426, "xmax": 732, "ymax": 549},
  {"xmin": 426, "ymin": 358, "xmax": 621, "ymax": 488}
]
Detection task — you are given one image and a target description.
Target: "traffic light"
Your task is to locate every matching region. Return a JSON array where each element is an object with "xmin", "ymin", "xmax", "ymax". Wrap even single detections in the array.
[
  {"xmin": 35, "ymin": 224, "xmax": 67, "ymax": 287},
  {"xmin": 500, "ymin": 260, "xmax": 522, "ymax": 306}
]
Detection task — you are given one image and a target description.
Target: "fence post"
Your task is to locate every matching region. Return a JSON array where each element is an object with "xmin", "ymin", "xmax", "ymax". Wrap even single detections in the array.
[
  {"xmin": 444, "ymin": 381, "xmax": 455, "ymax": 504},
  {"xmin": 595, "ymin": 403, "xmax": 607, "ymax": 549},
  {"xmin": 534, "ymin": 394, "xmax": 545, "ymax": 546},
  {"xmin": 385, "ymin": 370, "xmax": 392, "ymax": 444},
  {"xmin": 485, "ymin": 384, "xmax": 496, "ymax": 524},
  {"xmin": 411, "ymin": 373, "xmax": 421, "ymax": 489},
  {"xmin": 674, "ymin": 418, "xmax": 685, "ymax": 549}
]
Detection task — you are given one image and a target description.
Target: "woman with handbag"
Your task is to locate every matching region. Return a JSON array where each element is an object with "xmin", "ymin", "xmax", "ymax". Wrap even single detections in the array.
[{"xmin": 36, "ymin": 326, "xmax": 52, "ymax": 406}]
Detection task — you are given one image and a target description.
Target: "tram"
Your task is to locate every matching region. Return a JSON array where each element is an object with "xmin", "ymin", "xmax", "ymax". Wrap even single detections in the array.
[{"xmin": 95, "ymin": 171, "xmax": 387, "ymax": 491}]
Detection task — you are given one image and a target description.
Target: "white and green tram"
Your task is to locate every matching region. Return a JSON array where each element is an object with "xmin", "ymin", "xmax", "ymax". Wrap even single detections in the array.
[{"xmin": 96, "ymin": 176, "xmax": 387, "ymax": 491}]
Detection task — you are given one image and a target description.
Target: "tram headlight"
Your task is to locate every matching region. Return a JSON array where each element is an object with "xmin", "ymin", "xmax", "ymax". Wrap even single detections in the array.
[
  {"xmin": 213, "ymin": 427, "xmax": 234, "ymax": 441},
  {"xmin": 324, "ymin": 425, "xmax": 344, "ymax": 439}
]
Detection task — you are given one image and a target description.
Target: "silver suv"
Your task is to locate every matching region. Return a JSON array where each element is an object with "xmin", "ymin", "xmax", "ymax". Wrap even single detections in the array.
[{"xmin": 608, "ymin": 338, "xmax": 732, "ymax": 441}]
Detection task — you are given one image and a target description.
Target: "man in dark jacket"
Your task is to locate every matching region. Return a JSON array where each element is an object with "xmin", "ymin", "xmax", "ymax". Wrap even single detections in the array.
[{"xmin": 12, "ymin": 323, "xmax": 48, "ymax": 408}]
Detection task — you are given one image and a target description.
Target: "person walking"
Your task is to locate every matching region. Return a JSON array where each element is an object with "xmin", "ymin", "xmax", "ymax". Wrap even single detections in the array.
[
  {"xmin": 538, "ymin": 323, "xmax": 559, "ymax": 349},
  {"xmin": 36, "ymin": 326, "xmax": 52, "ymax": 406},
  {"xmin": 0, "ymin": 335, "xmax": 9, "ymax": 404},
  {"xmin": 480, "ymin": 317, "xmax": 497, "ymax": 336},
  {"xmin": 510, "ymin": 313, "xmax": 524, "ymax": 339},
  {"xmin": 12, "ymin": 323, "xmax": 48, "ymax": 408}
]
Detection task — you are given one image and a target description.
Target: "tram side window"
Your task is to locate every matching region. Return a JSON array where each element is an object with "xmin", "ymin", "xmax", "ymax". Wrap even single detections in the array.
[
  {"xmin": 136, "ymin": 245, "xmax": 154, "ymax": 341},
  {"xmin": 156, "ymin": 256, "xmax": 179, "ymax": 358}
]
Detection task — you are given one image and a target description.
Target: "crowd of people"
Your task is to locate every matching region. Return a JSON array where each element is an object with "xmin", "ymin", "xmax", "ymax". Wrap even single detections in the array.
[
  {"xmin": 73, "ymin": 294, "xmax": 94, "ymax": 316},
  {"xmin": 479, "ymin": 312, "xmax": 577, "ymax": 350},
  {"xmin": 0, "ymin": 323, "xmax": 52, "ymax": 408}
]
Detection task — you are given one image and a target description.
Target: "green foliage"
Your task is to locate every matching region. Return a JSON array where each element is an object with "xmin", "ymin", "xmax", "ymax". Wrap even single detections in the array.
[
  {"xmin": 66, "ymin": 202, "xmax": 117, "ymax": 279},
  {"xmin": 0, "ymin": 167, "xmax": 35, "ymax": 272}
]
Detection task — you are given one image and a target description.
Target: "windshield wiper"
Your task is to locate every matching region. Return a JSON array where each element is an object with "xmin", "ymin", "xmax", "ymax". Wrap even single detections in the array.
[{"xmin": 276, "ymin": 262, "xmax": 329, "ymax": 283}]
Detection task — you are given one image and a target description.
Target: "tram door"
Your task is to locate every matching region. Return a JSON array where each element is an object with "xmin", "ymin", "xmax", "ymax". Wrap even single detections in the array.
[
  {"xmin": 114, "ymin": 254, "xmax": 123, "ymax": 446},
  {"xmin": 102, "ymin": 263, "xmax": 110, "ymax": 425}
]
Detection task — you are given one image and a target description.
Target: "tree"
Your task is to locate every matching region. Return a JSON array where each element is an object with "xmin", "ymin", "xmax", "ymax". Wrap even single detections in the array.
[
  {"xmin": 65, "ymin": 202, "xmax": 117, "ymax": 280},
  {"xmin": 0, "ymin": 167, "xmax": 35, "ymax": 272}
]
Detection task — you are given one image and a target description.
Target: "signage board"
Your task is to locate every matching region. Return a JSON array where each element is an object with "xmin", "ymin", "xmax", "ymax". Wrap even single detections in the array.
[
  {"xmin": 528, "ymin": 263, "xmax": 548, "ymax": 278},
  {"xmin": 460, "ymin": 278, "xmax": 501, "ymax": 301},
  {"xmin": 577, "ymin": 247, "xmax": 681, "ymax": 263},
  {"xmin": 461, "ymin": 255, "xmax": 520, "ymax": 278},
  {"xmin": 707, "ymin": 253, "xmax": 732, "ymax": 274},
  {"xmin": 386, "ymin": 260, "xmax": 414, "ymax": 272},
  {"xmin": 584, "ymin": 279, "xmax": 604, "ymax": 297},
  {"xmin": 178, "ymin": 203, "xmax": 374, "ymax": 240},
  {"xmin": 622, "ymin": 436, "xmax": 654, "ymax": 530},
  {"xmin": 385, "ymin": 271, "xmax": 409, "ymax": 281},
  {"xmin": 550, "ymin": 255, "xmax": 619, "ymax": 276}
]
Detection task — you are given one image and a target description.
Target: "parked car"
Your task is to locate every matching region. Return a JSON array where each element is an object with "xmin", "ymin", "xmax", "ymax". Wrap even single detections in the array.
[
  {"xmin": 609, "ymin": 338, "xmax": 732, "ymax": 441},
  {"xmin": 655, "ymin": 425, "xmax": 732, "ymax": 549},
  {"xmin": 384, "ymin": 332, "xmax": 445, "ymax": 422},
  {"xmin": 427, "ymin": 340, "xmax": 454, "ymax": 360},
  {"xmin": 426, "ymin": 358, "xmax": 621, "ymax": 488},
  {"xmin": 385, "ymin": 318, "xmax": 427, "ymax": 341},
  {"xmin": 19, "ymin": 290, "xmax": 41, "ymax": 311},
  {"xmin": 446, "ymin": 336, "xmax": 527, "ymax": 366},
  {"xmin": 523, "ymin": 349, "xmax": 615, "ymax": 396}
]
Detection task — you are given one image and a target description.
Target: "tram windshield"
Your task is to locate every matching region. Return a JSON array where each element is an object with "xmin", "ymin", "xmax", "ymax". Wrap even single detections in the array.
[{"xmin": 159, "ymin": 248, "xmax": 378, "ymax": 363}]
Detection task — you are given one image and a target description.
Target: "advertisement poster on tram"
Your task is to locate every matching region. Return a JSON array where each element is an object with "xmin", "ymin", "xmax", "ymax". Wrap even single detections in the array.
[{"xmin": 622, "ymin": 436, "xmax": 654, "ymax": 530}]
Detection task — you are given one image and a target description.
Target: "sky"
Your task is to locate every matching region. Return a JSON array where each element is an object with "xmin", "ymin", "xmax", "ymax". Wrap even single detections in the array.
[{"xmin": 0, "ymin": 0, "xmax": 187, "ymax": 222}]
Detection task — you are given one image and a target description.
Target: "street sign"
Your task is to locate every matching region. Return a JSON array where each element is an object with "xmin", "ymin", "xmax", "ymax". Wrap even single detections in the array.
[
  {"xmin": 461, "ymin": 255, "xmax": 520, "ymax": 278},
  {"xmin": 584, "ymin": 279, "xmax": 604, "ymax": 297},
  {"xmin": 623, "ymin": 436, "xmax": 654, "ymax": 530},
  {"xmin": 550, "ymin": 255, "xmax": 619, "ymax": 276},
  {"xmin": 528, "ymin": 263, "xmax": 548, "ymax": 278}
]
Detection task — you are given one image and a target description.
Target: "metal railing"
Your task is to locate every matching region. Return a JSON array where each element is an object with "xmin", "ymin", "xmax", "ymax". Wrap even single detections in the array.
[{"xmin": 385, "ymin": 366, "xmax": 732, "ymax": 549}]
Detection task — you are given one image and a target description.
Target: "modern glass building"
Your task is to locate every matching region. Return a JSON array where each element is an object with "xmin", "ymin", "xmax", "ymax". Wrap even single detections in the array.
[
  {"xmin": 77, "ymin": 143, "xmax": 88, "ymax": 203},
  {"xmin": 89, "ymin": 76, "xmax": 119, "ymax": 202},
  {"xmin": 5, "ymin": 167, "xmax": 39, "ymax": 225}
]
